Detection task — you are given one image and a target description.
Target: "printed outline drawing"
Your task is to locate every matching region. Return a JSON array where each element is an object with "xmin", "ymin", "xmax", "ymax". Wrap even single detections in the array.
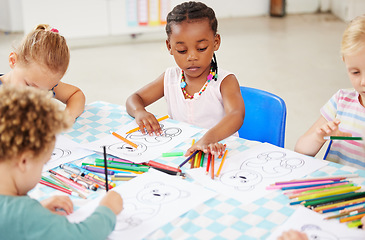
[
  {"xmin": 50, "ymin": 148, "xmax": 71, "ymax": 162},
  {"xmin": 106, "ymin": 124, "xmax": 183, "ymax": 156},
  {"xmin": 299, "ymin": 224, "xmax": 364, "ymax": 240},
  {"xmin": 112, "ymin": 182, "xmax": 190, "ymax": 231},
  {"xmin": 219, "ymin": 151, "xmax": 305, "ymax": 191}
]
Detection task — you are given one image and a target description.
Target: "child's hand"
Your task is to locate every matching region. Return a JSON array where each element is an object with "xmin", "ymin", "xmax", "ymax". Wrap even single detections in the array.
[
  {"xmin": 134, "ymin": 110, "xmax": 162, "ymax": 135},
  {"xmin": 185, "ymin": 139, "xmax": 226, "ymax": 157},
  {"xmin": 40, "ymin": 195, "xmax": 73, "ymax": 215},
  {"xmin": 316, "ymin": 119, "xmax": 352, "ymax": 139},
  {"xmin": 277, "ymin": 230, "xmax": 308, "ymax": 240},
  {"xmin": 100, "ymin": 191, "xmax": 124, "ymax": 215}
]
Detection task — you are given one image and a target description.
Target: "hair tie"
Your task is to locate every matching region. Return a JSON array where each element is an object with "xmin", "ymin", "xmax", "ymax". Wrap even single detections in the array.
[{"xmin": 50, "ymin": 28, "xmax": 59, "ymax": 33}]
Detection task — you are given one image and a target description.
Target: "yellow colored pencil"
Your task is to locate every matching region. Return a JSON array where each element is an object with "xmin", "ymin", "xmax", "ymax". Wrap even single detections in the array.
[
  {"xmin": 111, "ymin": 131, "xmax": 138, "ymax": 148},
  {"xmin": 314, "ymin": 197, "xmax": 365, "ymax": 212},
  {"xmin": 126, "ymin": 115, "xmax": 169, "ymax": 134},
  {"xmin": 297, "ymin": 186, "xmax": 361, "ymax": 201},
  {"xmin": 216, "ymin": 150, "xmax": 228, "ymax": 177}
]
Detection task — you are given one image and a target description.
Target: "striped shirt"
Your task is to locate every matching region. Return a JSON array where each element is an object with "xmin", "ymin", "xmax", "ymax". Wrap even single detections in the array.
[{"xmin": 320, "ymin": 89, "xmax": 365, "ymax": 169}]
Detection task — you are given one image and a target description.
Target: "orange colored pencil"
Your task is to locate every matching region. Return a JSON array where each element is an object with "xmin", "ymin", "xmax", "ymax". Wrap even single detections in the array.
[
  {"xmin": 216, "ymin": 150, "xmax": 228, "ymax": 177},
  {"xmin": 339, "ymin": 213, "xmax": 365, "ymax": 223},
  {"xmin": 126, "ymin": 115, "xmax": 169, "ymax": 134},
  {"xmin": 111, "ymin": 131, "xmax": 138, "ymax": 148},
  {"xmin": 211, "ymin": 155, "xmax": 215, "ymax": 180}
]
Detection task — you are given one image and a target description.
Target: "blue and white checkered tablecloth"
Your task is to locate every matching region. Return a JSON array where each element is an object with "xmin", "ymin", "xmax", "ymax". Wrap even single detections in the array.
[{"xmin": 33, "ymin": 101, "xmax": 365, "ymax": 240}]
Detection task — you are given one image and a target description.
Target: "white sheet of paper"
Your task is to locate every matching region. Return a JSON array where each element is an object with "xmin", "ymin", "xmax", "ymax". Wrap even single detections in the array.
[
  {"xmin": 83, "ymin": 119, "xmax": 202, "ymax": 163},
  {"xmin": 67, "ymin": 169, "xmax": 217, "ymax": 240},
  {"xmin": 267, "ymin": 206, "xmax": 365, "ymax": 239},
  {"xmin": 187, "ymin": 143, "xmax": 328, "ymax": 203},
  {"xmin": 43, "ymin": 135, "xmax": 94, "ymax": 171}
]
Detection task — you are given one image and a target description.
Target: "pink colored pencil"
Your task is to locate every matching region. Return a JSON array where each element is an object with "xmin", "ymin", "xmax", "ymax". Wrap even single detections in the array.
[
  {"xmin": 274, "ymin": 174, "xmax": 357, "ymax": 185},
  {"xmin": 283, "ymin": 182, "xmax": 350, "ymax": 195},
  {"xmin": 266, "ymin": 180, "xmax": 335, "ymax": 190}
]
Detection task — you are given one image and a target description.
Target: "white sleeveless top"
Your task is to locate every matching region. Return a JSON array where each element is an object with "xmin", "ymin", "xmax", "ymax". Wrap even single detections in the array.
[{"xmin": 164, "ymin": 66, "xmax": 233, "ymax": 130}]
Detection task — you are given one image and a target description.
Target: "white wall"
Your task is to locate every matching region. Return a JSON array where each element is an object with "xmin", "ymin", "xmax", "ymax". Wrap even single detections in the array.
[
  {"xmin": 1, "ymin": 0, "xmax": 364, "ymax": 34},
  {"xmin": 331, "ymin": 0, "xmax": 365, "ymax": 22},
  {"xmin": 0, "ymin": 0, "xmax": 23, "ymax": 32}
]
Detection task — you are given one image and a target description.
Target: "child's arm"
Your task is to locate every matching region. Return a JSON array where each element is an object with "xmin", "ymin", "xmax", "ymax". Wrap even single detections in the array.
[
  {"xmin": 126, "ymin": 73, "xmax": 165, "ymax": 135},
  {"xmin": 40, "ymin": 195, "xmax": 73, "ymax": 215},
  {"xmin": 277, "ymin": 230, "xmax": 308, "ymax": 240},
  {"xmin": 53, "ymin": 82, "xmax": 86, "ymax": 121},
  {"xmin": 295, "ymin": 116, "xmax": 352, "ymax": 157},
  {"xmin": 185, "ymin": 75, "xmax": 244, "ymax": 156}
]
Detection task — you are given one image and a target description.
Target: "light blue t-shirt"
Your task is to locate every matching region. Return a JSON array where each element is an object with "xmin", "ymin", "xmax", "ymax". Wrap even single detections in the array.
[{"xmin": 0, "ymin": 195, "xmax": 116, "ymax": 240}]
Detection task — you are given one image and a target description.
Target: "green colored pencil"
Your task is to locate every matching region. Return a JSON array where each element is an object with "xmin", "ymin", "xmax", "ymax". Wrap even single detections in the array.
[
  {"xmin": 324, "ymin": 136, "xmax": 363, "ymax": 140},
  {"xmin": 82, "ymin": 162, "xmax": 149, "ymax": 172}
]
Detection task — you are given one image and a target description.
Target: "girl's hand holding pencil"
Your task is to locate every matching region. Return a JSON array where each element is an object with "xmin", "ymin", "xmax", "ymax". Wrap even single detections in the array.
[
  {"xmin": 133, "ymin": 110, "xmax": 163, "ymax": 135},
  {"xmin": 184, "ymin": 138, "xmax": 226, "ymax": 157},
  {"xmin": 317, "ymin": 118, "xmax": 352, "ymax": 141}
]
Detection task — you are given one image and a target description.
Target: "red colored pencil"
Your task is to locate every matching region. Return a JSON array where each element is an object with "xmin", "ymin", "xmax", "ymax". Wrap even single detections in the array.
[
  {"xmin": 40, "ymin": 179, "xmax": 74, "ymax": 196},
  {"xmin": 206, "ymin": 153, "xmax": 211, "ymax": 174},
  {"xmin": 211, "ymin": 155, "xmax": 215, "ymax": 180}
]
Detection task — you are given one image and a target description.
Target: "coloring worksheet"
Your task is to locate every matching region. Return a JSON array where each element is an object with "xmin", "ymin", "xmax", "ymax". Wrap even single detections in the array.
[
  {"xmin": 43, "ymin": 135, "xmax": 94, "ymax": 171},
  {"xmin": 267, "ymin": 206, "xmax": 365, "ymax": 240},
  {"xmin": 67, "ymin": 170, "xmax": 217, "ymax": 240},
  {"xmin": 83, "ymin": 119, "xmax": 202, "ymax": 163},
  {"xmin": 187, "ymin": 143, "xmax": 328, "ymax": 204}
]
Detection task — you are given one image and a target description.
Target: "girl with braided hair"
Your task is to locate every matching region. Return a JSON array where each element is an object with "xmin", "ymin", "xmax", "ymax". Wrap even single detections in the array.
[{"xmin": 127, "ymin": 1, "xmax": 245, "ymax": 157}]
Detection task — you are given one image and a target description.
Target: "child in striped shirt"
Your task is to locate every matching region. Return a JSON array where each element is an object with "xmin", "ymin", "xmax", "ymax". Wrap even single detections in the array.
[{"xmin": 295, "ymin": 15, "xmax": 365, "ymax": 169}]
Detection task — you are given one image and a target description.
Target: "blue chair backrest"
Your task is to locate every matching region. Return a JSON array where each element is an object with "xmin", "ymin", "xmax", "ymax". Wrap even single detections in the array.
[{"xmin": 238, "ymin": 86, "xmax": 287, "ymax": 147}]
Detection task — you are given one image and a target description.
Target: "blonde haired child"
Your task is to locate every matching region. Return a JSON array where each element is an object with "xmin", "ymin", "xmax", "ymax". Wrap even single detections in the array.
[
  {"xmin": 0, "ymin": 85, "xmax": 123, "ymax": 239},
  {"xmin": 0, "ymin": 24, "xmax": 85, "ymax": 121},
  {"xmin": 295, "ymin": 15, "xmax": 365, "ymax": 169},
  {"xmin": 126, "ymin": 1, "xmax": 245, "ymax": 156}
]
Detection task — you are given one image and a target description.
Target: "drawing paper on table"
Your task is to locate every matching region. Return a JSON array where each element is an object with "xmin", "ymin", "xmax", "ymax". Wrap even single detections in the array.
[
  {"xmin": 83, "ymin": 119, "xmax": 202, "ymax": 163},
  {"xmin": 43, "ymin": 135, "xmax": 94, "ymax": 171},
  {"xmin": 267, "ymin": 206, "xmax": 365, "ymax": 240},
  {"xmin": 67, "ymin": 169, "xmax": 216, "ymax": 240},
  {"xmin": 187, "ymin": 143, "xmax": 328, "ymax": 204}
]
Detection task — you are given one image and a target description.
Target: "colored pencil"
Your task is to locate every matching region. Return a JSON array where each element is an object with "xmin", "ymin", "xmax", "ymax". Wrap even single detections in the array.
[
  {"xmin": 281, "ymin": 181, "xmax": 346, "ymax": 190},
  {"xmin": 325, "ymin": 207, "xmax": 365, "ymax": 220},
  {"xmin": 340, "ymin": 213, "xmax": 365, "ymax": 223},
  {"xmin": 111, "ymin": 131, "xmax": 138, "ymax": 148},
  {"xmin": 195, "ymin": 151, "xmax": 200, "ymax": 168},
  {"xmin": 297, "ymin": 186, "xmax": 361, "ymax": 201},
  {"xmin": 304, "ymin": 192, "xmax": 365, "ymax": 207},
  {"xmin": 206, "ymin": 153, "xmax": 211, "ymax": 174},
  {"xmin": 211, "ymin": 155, "xmax": 215, "ymax": 180},
  {"xmin": 82, "ymin": 162, "xmax": 149, "ymax": 172},
  {"xmin": 200, "ymin": 152, "xmax": 205, "ymax": 167},
  {"xmin": 83, "ymin": 164, "xmax": 143, "ymax": 174},
  {"xmin": 49, "ymin": 174, "xmax": 87, "ymax": 199},
  {"xmin": 148, "ymin": 160, "xmax": 181, "ymax": 172},
  {"xmin": 288, "ymin": 183, "xmax": 355, "ymax": 199},
  {"xmin": 162, "ymin": 152, "xmax": 184, "ymax": 157},
  {"xmin": 274, "ymin": 174, "xmax": 357, "ymax": 185},
  {"xmin": 324, "ymin": 136, "xmax": 362, "ymax": 140},
  {"xmin": 178, "ymin": 150, "xmax": 199, "ymax": 168},
  {"xmin": 315, "ymin": 197, "xmax": 365, "ymax": 212},
  {"xmin": 216, "ymin": 150, "xmax": 228, "ymax": 177},
  {"xmin": 39, "ymin": 179, "xmax": 76, "ymax": 196},
  {"xmin": 267, "ymin": 180, "xmax": 338, "ymax": 190},
  {"xmin": 103, "ymin": 146, "xmax": 109, "ymax": 192},
  {"xmin": 151, "ymin": 166, "xmax": 186, "ymax": 177},
  {"xmin": 126, "ymin": 115, "xmax": 169, "ymax": 134},
  {"xmin": 347, "ymin": 219, "xmax": 363, "ymax": 228},
  {"xmin": 320, "ymin": 202, "xmax": 365, "ymax": 214},
  {"xmin": 83, "ymin": 165, "xmax": 115, "ymax": 175},
  {"xmin": 284, "ymin": 182, "xmax": 351, "ymax": 195}
]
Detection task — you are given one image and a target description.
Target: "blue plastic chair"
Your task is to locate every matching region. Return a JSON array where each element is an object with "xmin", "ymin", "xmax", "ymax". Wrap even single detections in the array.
[{"xmin": 238, "ymin": 86, "xmax": 287, "ymax": 147}]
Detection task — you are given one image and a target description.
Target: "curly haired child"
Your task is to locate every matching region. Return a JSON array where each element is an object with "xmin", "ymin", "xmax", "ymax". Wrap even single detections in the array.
[
  {"xmin": 0, "ymin": 24, "xmax": 85, "ymax": 121},
  {"xmin": 0, "ymin": 85, "xmax": 123, "ymax": 240}
]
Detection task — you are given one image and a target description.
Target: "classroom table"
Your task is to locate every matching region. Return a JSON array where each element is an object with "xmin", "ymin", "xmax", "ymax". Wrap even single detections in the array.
[{"xmin": 30, "ymin": 101, "xmax": 365, "ymax": 240}]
